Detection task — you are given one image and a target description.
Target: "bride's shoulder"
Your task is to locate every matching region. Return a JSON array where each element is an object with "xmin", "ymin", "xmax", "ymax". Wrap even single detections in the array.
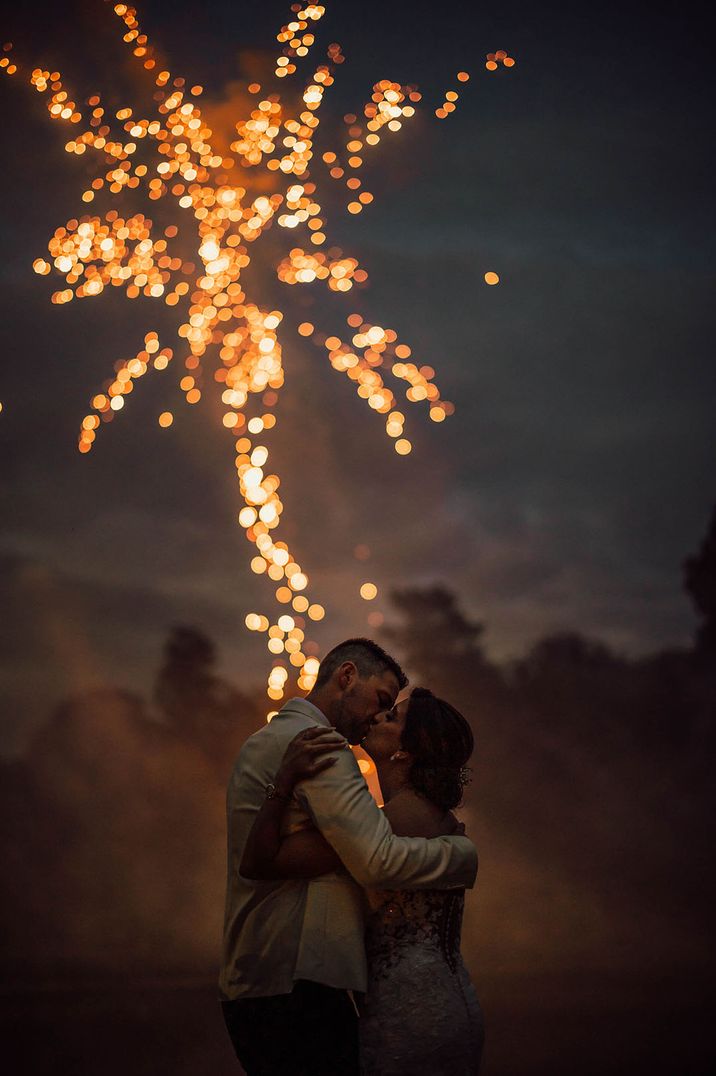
[{"xmin": 383, "ymin": 788, "xmax": 452, "ymax": 838}]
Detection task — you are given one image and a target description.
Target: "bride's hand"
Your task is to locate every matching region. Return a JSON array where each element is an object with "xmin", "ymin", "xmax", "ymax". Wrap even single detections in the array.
[
  {"xmin": 446, "ymin": 812, "xmax": 466, "ymax": 836},
  {"xmin": 275, "ymin": 726, "xmax": 348, "ymax": 795}
]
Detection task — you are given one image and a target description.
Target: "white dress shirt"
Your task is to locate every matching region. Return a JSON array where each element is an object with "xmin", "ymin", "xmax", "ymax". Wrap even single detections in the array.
[{"xmin": 219, "ymin": 697, "xmax": 478, "ymax": 999}]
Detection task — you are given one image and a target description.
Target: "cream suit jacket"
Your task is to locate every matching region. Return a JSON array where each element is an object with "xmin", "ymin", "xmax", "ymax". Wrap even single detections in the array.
[{"xmin": 219, "ymin": 697, "xmax": 478, "ymax": 999}]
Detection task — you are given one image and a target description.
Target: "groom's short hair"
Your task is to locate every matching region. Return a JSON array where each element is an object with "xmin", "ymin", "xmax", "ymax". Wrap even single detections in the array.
[{"xmin": 314, "ymin": 637, "xmax": 408, "ymax": 690}]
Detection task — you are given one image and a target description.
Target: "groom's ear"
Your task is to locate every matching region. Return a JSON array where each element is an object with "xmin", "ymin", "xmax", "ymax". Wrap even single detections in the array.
[{"xmin": 336, "ymin": 660, "xmax": 358, "ymax": 690}]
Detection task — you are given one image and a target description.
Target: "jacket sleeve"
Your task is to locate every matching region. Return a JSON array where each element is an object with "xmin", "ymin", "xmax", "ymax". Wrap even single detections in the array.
[{"xmin": 294, "ymin": 747, "xmax": 477, "ymax": 890}]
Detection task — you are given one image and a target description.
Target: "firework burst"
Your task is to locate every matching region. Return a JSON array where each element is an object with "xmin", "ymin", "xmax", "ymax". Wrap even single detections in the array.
[{"xmin": 2, "ymin": 2, "xmax": 487, "ymax": 708}]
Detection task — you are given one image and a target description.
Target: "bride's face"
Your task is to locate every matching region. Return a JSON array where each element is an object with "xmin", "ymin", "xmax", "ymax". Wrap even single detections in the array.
[{"xmin": 361, "ymin": 693, "xmax": 410, "ymax": 761}]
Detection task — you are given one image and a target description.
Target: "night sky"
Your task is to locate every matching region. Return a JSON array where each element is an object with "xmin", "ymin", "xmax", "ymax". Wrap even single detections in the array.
[{"xmin": 1, "ymin": 0, "xmax": 714, "ymax": 754}]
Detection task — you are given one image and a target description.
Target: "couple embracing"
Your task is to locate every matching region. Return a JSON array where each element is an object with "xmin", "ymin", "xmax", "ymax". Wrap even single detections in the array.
[{"xmin": 219, "ymin": 637, "xmax": 484, "ymax": 1075}]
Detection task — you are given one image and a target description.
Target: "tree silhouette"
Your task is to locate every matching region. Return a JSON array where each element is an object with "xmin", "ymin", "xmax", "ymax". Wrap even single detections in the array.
[
  {"xmin": 684, "ymin": 505, "xmax": 716, "ymax": 662},
  {"xmin": 382, "ymin": 585, "xmax": 490, "ymax": 693},
  {"xmin": 154, "ymin": 625, "xmax": 260, "ymax": 771}
]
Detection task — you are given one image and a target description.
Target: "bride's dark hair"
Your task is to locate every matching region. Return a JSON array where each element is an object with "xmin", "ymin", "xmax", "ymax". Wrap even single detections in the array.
[{"xmin": 401, "ymin": 688, "xmax": 474, "ymax": 812}]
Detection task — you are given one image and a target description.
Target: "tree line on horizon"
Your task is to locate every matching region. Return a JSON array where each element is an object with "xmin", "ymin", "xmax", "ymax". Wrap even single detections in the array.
[{"xmin": 0, "ymin": 506, "xmax": 713, "ymax": 986}]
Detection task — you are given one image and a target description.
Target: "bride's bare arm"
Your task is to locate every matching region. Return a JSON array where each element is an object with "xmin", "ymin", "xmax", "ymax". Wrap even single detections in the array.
[{"xmin": 240, "ymin": 727, "xmax": 346, "ymax": 880}]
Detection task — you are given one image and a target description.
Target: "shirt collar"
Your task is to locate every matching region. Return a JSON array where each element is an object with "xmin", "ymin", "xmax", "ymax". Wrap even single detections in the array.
[{"xmin": 279, "ymin": 696, "xmax": 331, "ymax": 728}]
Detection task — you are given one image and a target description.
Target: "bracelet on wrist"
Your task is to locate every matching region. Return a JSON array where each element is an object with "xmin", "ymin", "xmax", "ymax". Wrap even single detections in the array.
[{"xmin": 264, "ymin": 782, "xmax": 291, "ymax": 802}]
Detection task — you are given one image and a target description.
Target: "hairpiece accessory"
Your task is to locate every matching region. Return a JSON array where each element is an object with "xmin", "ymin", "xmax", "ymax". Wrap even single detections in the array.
[{"xmin": 458, "ymin": 766, "xmax": 472, "ymax": 789}]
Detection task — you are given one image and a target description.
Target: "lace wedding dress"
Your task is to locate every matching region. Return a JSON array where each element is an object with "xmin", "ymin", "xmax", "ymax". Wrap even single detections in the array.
[{"xmin": 359, "ymin": 888, "xmax": 484, "ymax": 1075}]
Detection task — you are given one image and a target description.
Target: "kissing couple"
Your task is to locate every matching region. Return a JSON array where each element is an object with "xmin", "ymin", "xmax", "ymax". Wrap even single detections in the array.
[{"xmin": 219, "ymin": 637, "xmax": 484, "ymax": 1075}]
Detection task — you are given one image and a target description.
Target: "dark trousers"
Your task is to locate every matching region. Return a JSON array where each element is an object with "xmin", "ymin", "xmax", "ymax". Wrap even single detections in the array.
[{"xmin": 222, "ymin": 979, "xmax": 360, "ymax": 1076}]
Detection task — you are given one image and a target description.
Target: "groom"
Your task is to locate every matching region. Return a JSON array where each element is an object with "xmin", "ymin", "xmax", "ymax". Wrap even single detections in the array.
[{"xmin": 219, "ymin": 637, "xmax": 477, "ymax": 1076}]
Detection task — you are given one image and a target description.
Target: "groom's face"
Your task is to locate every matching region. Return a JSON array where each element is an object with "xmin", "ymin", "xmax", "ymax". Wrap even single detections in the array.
[{"xmin": 333, "ymin": 667, "xmax": 400, "ymax": 745}]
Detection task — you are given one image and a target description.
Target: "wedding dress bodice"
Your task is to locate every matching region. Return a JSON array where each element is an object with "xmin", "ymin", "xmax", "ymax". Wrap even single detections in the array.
[{"xmin": 364, "ymin": 887, "xmax": 465, "ymax": 975}]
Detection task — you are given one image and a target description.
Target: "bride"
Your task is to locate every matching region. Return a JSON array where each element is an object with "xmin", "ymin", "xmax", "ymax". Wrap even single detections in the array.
[{"xmin": 241, "ymin": 687, "xmax": 484, "ymax": 1075}]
